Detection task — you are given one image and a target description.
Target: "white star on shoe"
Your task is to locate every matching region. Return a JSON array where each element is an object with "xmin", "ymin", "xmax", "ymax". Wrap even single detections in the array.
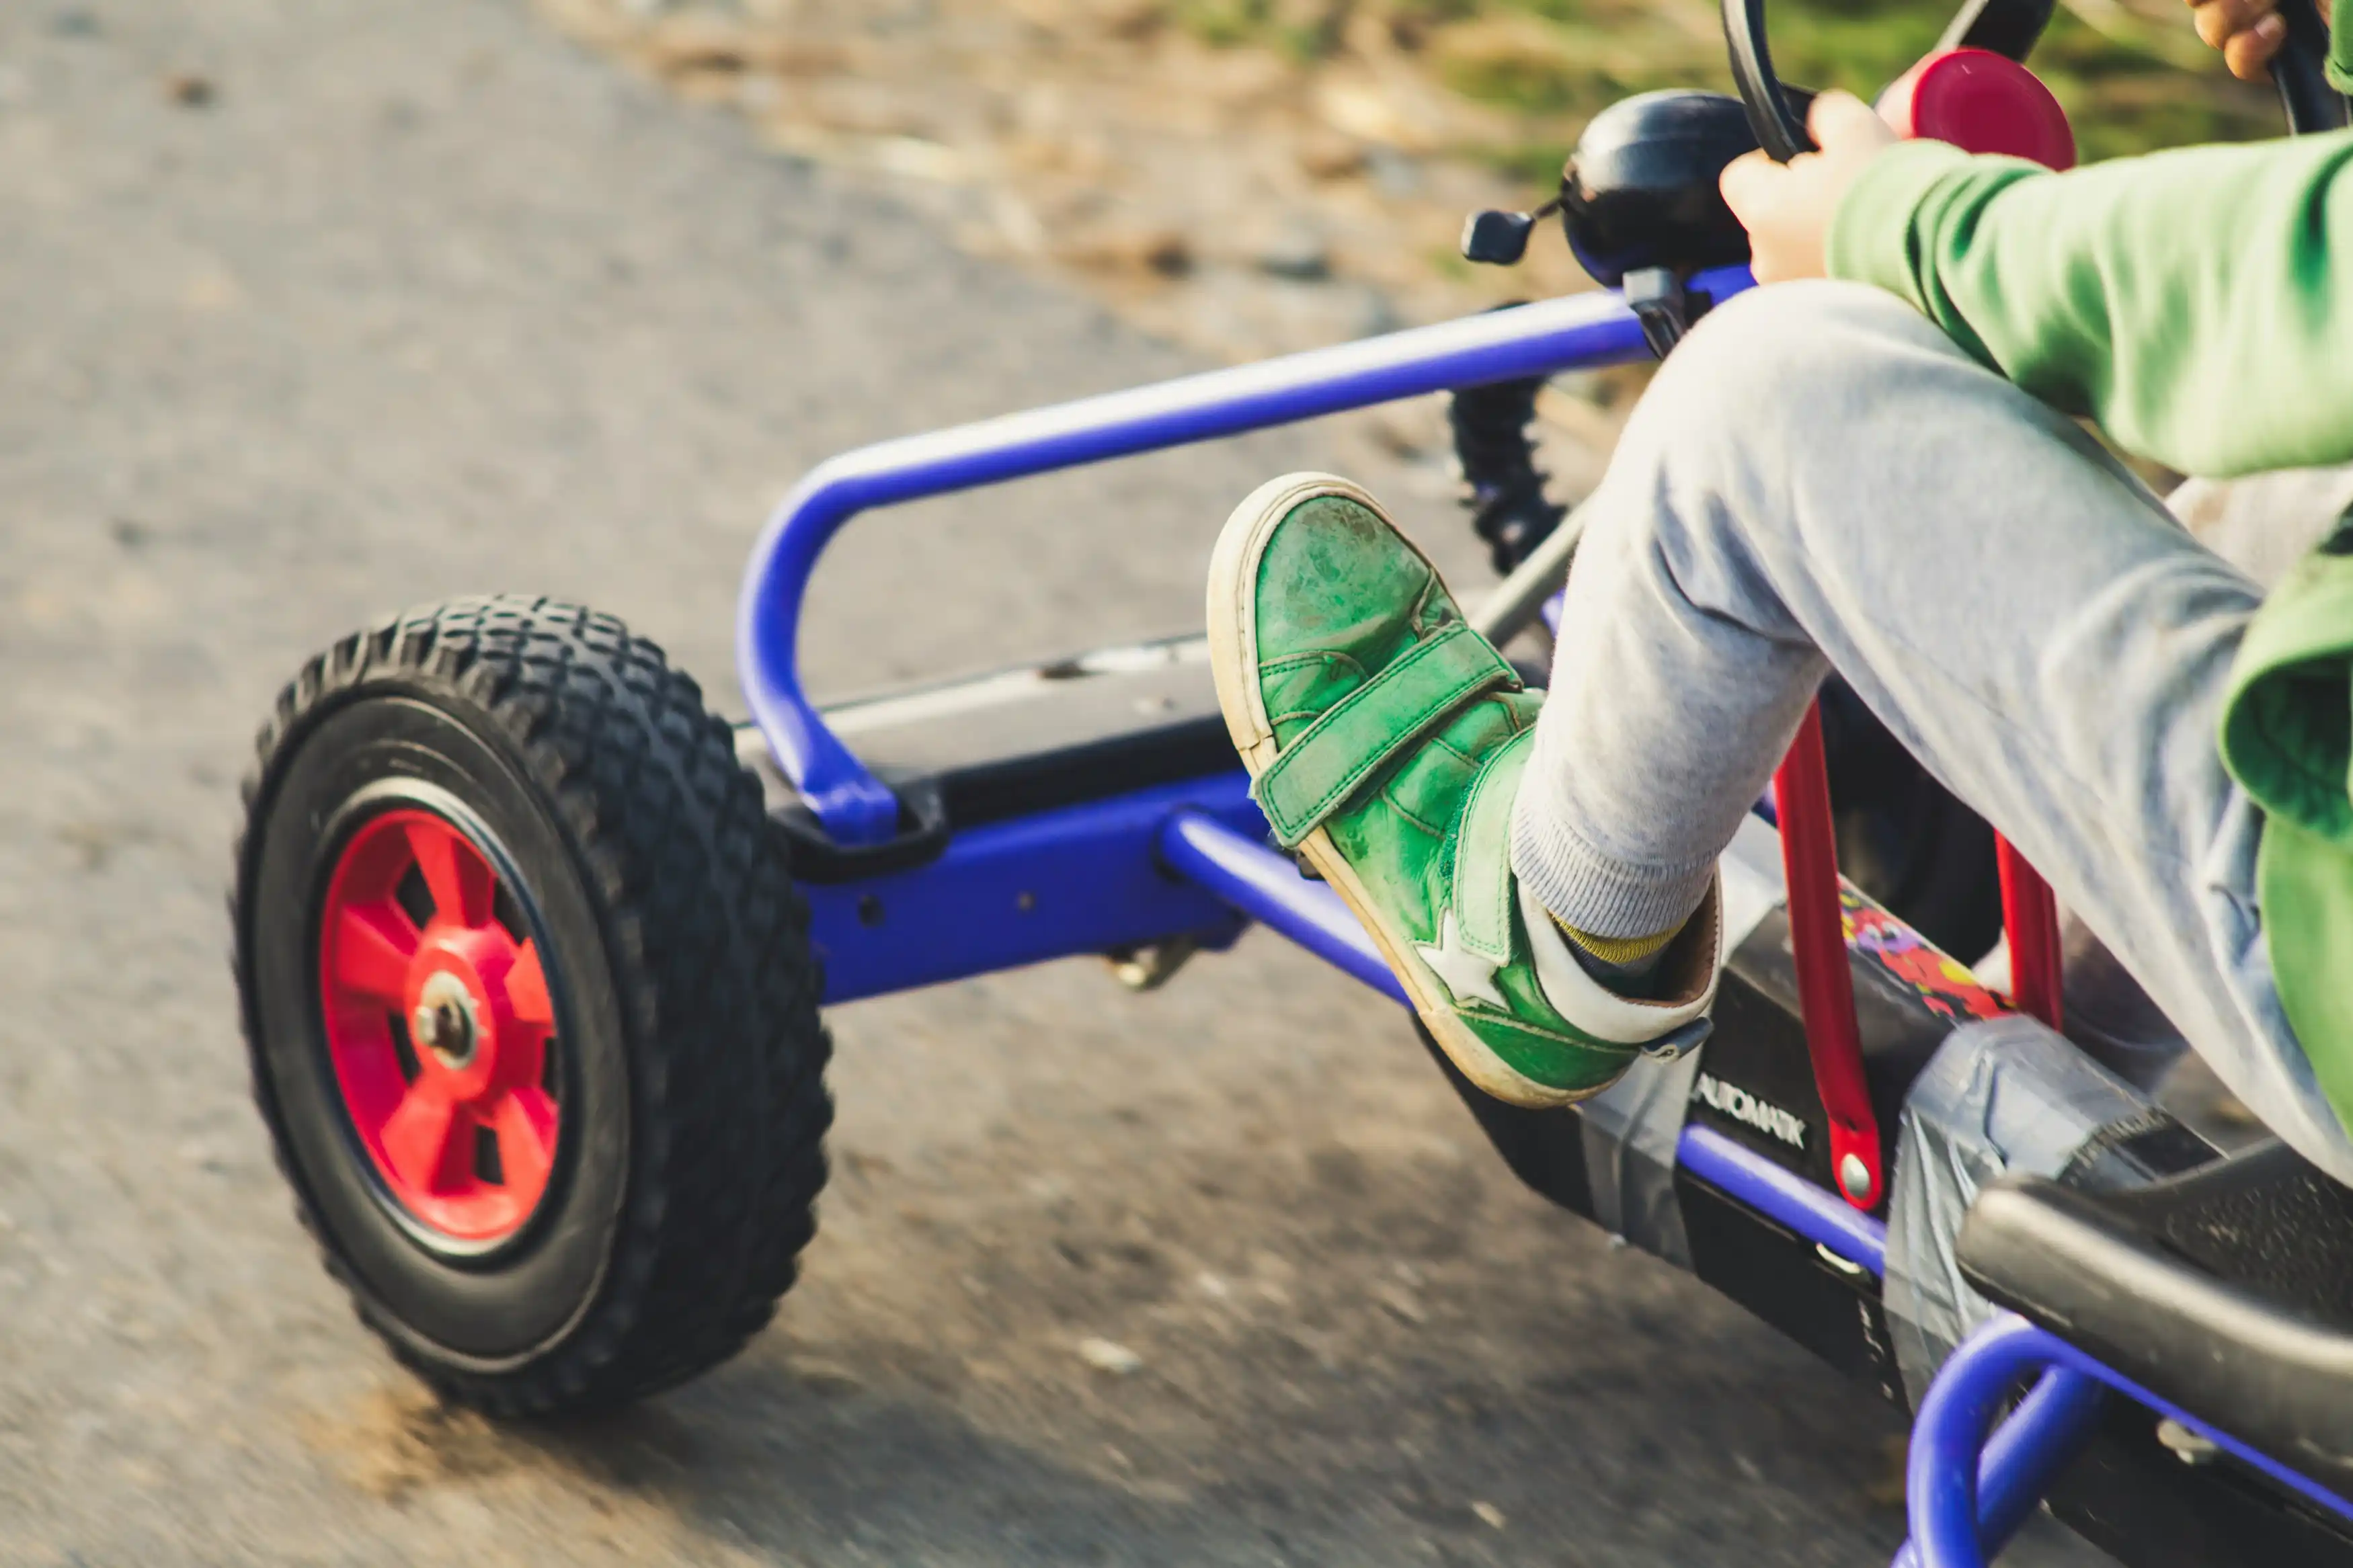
[{"xmin": 1415, "ymin": 908, "xmax": 1506, "ymax": 1011}]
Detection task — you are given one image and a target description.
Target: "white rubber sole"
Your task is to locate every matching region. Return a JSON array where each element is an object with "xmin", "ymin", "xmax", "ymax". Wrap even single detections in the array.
[{"xmin": 1205, "ymin": 472, "xmax": 1591, "ymax": 1110}]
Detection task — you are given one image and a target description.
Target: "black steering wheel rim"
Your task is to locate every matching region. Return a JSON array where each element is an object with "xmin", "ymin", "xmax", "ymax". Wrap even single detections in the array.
[
  {"xmin": 1723, "ymin": 0, "xmax": 2347, "ymax": 163},
  {"xmin": 2271, "ymin": 0, "xmax": 2352, "ymax": 133},
  {"xmin": 1723, "ymin": 0, "xmax": 1815, "ymax": 162}
]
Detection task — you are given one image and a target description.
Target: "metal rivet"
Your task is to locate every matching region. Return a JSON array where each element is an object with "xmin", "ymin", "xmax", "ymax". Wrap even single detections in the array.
[
  {"xmin": 1016, "ymin": 891, "xmax": 1036, "ymax": 913},
  {"xmin": 2156, "ymin": 1418, "xmax": 2220, "ymax": 1466},
  {"xmin": 1108, "ymin": 936, "xmax": 1201, "ymax": 992},
  {"xmin": 1815, "ymin": 1242, "xmax": 1867, "ymax": 1278},
  {"xmin": 1837, "ymin": 1152, "xmax": 1873, "ymax": 1203}
]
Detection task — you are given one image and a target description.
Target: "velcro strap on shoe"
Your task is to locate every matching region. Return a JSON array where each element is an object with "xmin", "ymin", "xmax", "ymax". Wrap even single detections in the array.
[
  {"xmin": 1451, "ymin": 725, "xmax": 1535, "ymax": 966},
  {"xmin": 1252, "ymin": 620, "xmax": 1519, "ymax": 847}
]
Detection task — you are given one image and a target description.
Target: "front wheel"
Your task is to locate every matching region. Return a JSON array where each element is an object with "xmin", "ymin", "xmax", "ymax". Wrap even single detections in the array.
[{"xmin": 234, "ymin": 596, "xmax": 830, "ymax": 1415}]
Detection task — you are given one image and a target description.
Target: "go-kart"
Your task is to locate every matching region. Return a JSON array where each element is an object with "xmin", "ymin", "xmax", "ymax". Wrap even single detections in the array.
[{"xmin": 229, "ymin": 1, "xmax": 2353, "ymax": 1561}]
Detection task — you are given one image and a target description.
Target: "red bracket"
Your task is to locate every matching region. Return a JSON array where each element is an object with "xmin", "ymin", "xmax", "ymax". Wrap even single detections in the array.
[
  {"xmin": 1996, "ymin": 836, "xmax": 2064, "ymax": 1032},
  {"xmin": 1772, "ymin": 704, "xmax": 1883, "ymax": 1212}
]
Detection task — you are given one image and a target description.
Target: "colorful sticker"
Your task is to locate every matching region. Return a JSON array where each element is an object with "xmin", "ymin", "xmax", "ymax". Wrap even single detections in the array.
[{"xmin": 1840, "ymin": 890, "xmax": 2007, "ymax": 1024}]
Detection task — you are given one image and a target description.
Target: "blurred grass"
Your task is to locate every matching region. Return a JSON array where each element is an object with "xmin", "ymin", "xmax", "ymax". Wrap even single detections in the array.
[{"xmin": 1168, "ymin": 0, "xmax": 2278, "ymax": 169}]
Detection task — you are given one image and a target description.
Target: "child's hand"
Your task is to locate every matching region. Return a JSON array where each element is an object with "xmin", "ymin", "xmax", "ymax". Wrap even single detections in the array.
[
  {"xmin": 1719, "ymin": 93, "xmax": 1899, "ymax": 285},
  {"xmin": 2191, "ymin": 0, "xmax": 2328, "ymax": 82}
]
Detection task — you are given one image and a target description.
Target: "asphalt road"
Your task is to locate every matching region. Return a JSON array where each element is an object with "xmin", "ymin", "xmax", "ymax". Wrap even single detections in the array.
[{"xmin": 0, "ymin": 3, "xmax": 2108, "ymax": 1564}]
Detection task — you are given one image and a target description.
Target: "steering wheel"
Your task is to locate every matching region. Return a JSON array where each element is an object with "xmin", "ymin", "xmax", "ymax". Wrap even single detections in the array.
[{"xmin": 1724, "ymin": 0, "xmax": 2350, "ymax": 163}]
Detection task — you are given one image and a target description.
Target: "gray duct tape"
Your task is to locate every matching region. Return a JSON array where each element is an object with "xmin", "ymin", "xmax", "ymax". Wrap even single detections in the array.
[
  {"xmin": 1882, "ymin": 1014, "xmax": 2156, "ymax": 1408},
  {"xmin": 1577, "ymin": 815, "xmax": 1788, "ymax": 1265}
]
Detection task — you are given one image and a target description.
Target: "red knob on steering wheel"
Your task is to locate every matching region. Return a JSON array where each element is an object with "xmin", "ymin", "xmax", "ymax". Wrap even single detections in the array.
[{"xmin": 1881, "ymin": 48, "xmax": 2075, "ymax": 169}]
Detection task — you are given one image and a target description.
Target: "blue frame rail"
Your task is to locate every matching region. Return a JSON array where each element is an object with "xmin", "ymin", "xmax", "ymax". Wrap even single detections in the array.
[
  {"xmin": 738, "ymin": 267, "xmax": 1755, "ymax": 845},
  {"xmin": 792, "ymin": 766, "xmax": 2353, "ymax": 1568},
  {"xmin": 748, "ymin": 256, "xmax": 2353, "ymax": 1561},
  {"xmin": 1903, "ymin": 1313, "xmax": 2353, "ymax": 1568},
  {"xmin": 1157, "ymin": 809, "xmax": 1409, "ymax": 1005},
  {"xmin": 803, "ymin": 776, "xmax": 1264, "ymax": 1004},
  {"xmin": 1677, "ymin": 1122, "xmax": 1887, "ymax": 1275}
]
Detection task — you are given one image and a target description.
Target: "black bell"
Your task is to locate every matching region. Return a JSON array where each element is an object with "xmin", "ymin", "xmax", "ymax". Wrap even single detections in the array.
[{"xmin": 1560, "ymin": 90, "xmax": 1760, "ymax": 287}]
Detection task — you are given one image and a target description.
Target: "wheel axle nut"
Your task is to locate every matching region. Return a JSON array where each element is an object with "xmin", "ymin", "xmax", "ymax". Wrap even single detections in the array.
[{"xmin": 412, "ymin": 973, "xmax": 483, "ymax": 1069}]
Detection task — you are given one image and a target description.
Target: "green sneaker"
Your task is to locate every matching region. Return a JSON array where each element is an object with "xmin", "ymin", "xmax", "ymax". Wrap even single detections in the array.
[{"xmin": 1206, "ymin": 473, "xmax": 1724, "ymax": 1108}]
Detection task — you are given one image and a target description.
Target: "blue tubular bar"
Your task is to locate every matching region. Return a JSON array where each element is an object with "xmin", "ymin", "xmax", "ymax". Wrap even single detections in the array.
[
  {"xmin": 803, "ymin": 774, "xmax": 1264, "ymax": 1004},
  {"xmin": 1675, "ymin": 1122, "xmax": 1888, "ymax": 1275},
  {"xmin": 1908, "ymin": 1313, "xmax": 2353, "ymax": 1568},
  {"xmin": 1888, "ymin": 1366, "xmax": 2106, "ymax": 1568},
  {"xmin": 1157, "ymin": 810, "xmax": 1410, "ymax": 1005},
  {"xmin": 740, "ymin": 266, "xmax": 1757, "ymax": 844},
  {"xmin": 1965, "ymin": 1366, "xmax": 2108, "ymax": 1549}
]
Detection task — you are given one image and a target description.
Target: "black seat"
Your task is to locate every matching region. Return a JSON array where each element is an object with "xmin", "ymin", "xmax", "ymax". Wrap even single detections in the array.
[{"xmin": 1958, "ymin": 1139, "xmax": 2353, "ymax": 1499}]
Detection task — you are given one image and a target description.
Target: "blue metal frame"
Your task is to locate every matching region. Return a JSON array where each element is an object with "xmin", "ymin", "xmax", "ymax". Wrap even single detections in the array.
[
  {"xmin": 1677, "ymin": 1122, "xmax": 1887, "ymax": 1275},
  {"xmin": 805, "ymin": 776, "xmax": 1263, "ymax": 1004},
  {"xmin": 1157, "ymin": 810, "xmax": 1409, "ymax": 1005},
  {"xmin": 752, "ymin": 253, "xmax": 2353, "ymax": 1562},
  {"xmin": 804, "ymin": 788, "xmax": 1417, "ymax": 1006},
  {"xmin": 740, "ymin": 267, "xmax": 1753, "ymax": 844},
  {"xmin": 1903, "ymin": 1313, "xmax": 2353, "ymax": 1568},
  {"xmin": 1888, "ymin": 1362, "xmax": 2108, "ymax": 1568}
]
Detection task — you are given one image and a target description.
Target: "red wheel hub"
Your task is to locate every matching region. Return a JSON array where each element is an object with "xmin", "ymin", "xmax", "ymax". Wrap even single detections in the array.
[{"xmin": 317, "ymin": 811, "xmax": 561, "ymax": 1245}]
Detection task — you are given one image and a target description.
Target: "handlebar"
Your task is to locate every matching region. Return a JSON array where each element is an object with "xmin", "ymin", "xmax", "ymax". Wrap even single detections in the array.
[
  {"xmin": 1726, "ymin": 0, "xmax": 2346, "ymax": 161},
  {"xmin": 1722, "ymin": 0, "xmax": 1812, "ymax": 161},
  {"xmin": 2272, "ymin": 0, "xmax": 2350, "ymax": 133}
]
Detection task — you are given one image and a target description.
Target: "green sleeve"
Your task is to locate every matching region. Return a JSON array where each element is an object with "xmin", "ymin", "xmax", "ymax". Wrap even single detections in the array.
[{"xmin": 1825, "ymin": 130, "xmax": 2353, "ymax": 478}]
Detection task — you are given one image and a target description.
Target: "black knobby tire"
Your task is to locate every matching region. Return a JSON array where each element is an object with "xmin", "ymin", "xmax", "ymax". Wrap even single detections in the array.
[{"xmin": 233, "ymin": 595, "xmax": 831, "ymax": 1415}]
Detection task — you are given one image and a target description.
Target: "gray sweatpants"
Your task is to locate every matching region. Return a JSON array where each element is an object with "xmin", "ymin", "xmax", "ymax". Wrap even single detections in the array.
[{"xmin": 1508, "ymin": 280, "xmax": 2353, "ymax": 1184}]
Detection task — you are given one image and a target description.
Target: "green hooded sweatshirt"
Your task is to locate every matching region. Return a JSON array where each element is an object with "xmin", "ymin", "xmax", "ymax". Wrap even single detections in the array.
[{"xmin": 1825, "ymin": 46, "xmax": 2353, "ymax": 1133}]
